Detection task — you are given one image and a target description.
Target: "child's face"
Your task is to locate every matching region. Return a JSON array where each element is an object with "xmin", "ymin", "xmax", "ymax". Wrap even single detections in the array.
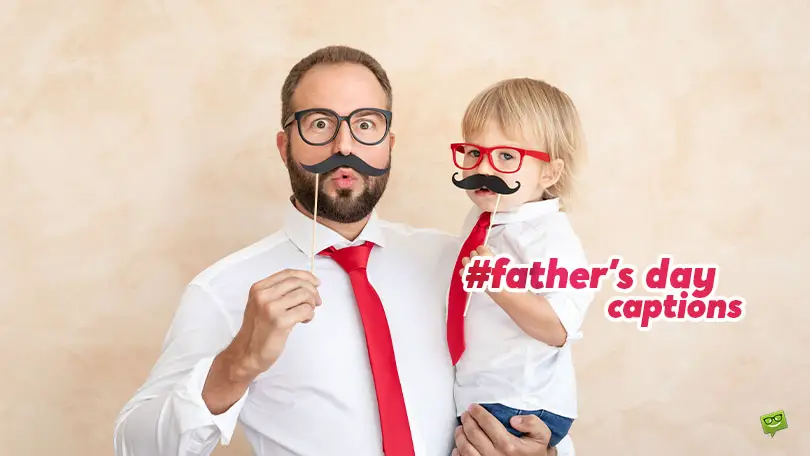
[{"xmin": 462, "ymin": 126, "xmax": 561, "ymax": 212}]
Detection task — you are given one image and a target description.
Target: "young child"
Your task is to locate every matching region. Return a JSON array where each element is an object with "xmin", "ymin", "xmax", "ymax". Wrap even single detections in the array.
[{"xmin": 446, "ymin": 78, "xmax": 594, "ymax": 448}]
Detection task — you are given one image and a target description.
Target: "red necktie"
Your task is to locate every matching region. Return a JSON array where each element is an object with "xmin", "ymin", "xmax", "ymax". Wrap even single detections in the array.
[
  {"xmin": 320, "ymin": 242, "xmax": 415, "ymax": 456},
  {"xmin": 446, "ymin": 211, "xmax": 492, "ymax": 365}
]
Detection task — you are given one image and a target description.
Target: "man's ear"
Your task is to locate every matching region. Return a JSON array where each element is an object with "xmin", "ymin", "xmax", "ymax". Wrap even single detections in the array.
[
  {"xmin": 540, "ymin": 158, "xmax": 565, "ymax": 188},
  {"xmin": 277, "ymin": 131, "xmax": 288, "ymax": 165},
  {"xmin": 388, "ymin": 131, "xmax": 396, "ymax": 151}
]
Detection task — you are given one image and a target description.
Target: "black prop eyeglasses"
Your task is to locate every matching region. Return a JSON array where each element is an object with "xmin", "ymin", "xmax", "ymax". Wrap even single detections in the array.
[
  {"xmin": 763, "ymin": 414, "xmax": 783, "ymax": 425},
  {"xmin": 283, "ymin": 108, "xmax": 393, "ymax": 146}
]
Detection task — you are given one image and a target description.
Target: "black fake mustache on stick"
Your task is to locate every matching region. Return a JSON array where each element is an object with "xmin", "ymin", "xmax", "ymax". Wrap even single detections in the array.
[
  {"xmin": 300, "ymin": 153, "xmax": 389, "ymax": 177},
  {"xmin": 451, "ymin": 172, "xmax": 521, "ymax": 195}
]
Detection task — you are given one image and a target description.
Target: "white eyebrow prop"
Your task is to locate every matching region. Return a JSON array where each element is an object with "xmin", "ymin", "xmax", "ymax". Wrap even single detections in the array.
[
  {"xmin": 310, "ymin": 173, "xmax": 320, "ymax": 273},
  {"xmin": 464, "ymin": 192, "xmax": 501, "ymax": 317}
]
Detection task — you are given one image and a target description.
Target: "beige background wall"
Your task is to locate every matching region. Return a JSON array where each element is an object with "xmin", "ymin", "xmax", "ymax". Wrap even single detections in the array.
[{"xmin": 2, "ymin": 1, "xmax": 809, "ymax": 455}]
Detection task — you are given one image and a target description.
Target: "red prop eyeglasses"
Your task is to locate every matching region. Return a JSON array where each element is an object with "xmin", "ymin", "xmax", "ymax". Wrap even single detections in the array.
[{"xmin": 451, "ymin": 142, "xmax": 550, "ymax": 174}]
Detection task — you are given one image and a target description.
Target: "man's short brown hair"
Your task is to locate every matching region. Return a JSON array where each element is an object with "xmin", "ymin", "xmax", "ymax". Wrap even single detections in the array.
[{"xmin": 280, "ymin": 45, "xmax": 393, "ymax": 128}]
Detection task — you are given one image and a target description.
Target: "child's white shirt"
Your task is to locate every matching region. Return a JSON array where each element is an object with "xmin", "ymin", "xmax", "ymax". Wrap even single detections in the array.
[{"xmin": 451, "ymin": 198, "xmax": 594, "ymax": 419}]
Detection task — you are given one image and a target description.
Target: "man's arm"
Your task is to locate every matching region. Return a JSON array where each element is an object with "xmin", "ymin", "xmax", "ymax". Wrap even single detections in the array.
[
  {"xmin": 113, "ymin": 283, "xmax": 247, "ymax": 456},
  {"xmin": 114, "ymin": 269, "xmax": 322, "ymax": 456}
]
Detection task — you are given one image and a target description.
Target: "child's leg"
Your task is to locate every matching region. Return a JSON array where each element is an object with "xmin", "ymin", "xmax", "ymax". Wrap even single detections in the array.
[
  {"xmin": 477, "ymin": 403, "xmax": 525, "ymax": 437},
  {"xmin": 478, "ymin": 404, "xmax": 574, "ymax": 447},
  {"xmin": 528, "ymin": 410, "xmax": 574, "ymax": 448}
]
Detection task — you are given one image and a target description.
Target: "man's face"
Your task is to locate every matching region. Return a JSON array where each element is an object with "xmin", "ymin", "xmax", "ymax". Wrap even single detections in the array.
[{"xmin": 280, "ymin": 63, "xmax": 394, "ymax": 224}]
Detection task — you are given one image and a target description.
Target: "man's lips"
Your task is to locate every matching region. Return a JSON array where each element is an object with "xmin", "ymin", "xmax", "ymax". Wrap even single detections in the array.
[{"xmin": 331, "ymin": 167, "xmax": 358, "ymax": 189}]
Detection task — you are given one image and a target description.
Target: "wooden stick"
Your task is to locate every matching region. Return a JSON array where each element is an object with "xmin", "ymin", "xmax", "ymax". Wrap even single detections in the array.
[
  {"xmin": 310, "ymin": 173, "xmax": 319, "ymax": 273},
  {"xmin": 482, "ymin": 193, "xmax": 501, "ymax": 247},
  {"xmin": 464, "ymin": 193, "xmax": 501, "ymax": 317}
]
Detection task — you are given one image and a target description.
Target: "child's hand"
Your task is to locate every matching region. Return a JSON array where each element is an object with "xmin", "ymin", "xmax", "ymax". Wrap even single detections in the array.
[
  {"xmin": 470, "ymin": 244, "xmax": 494, "ymax": 258},
  {"xmin": 458, "ymin": 244, "xmax": 495, "ymax": 277}
]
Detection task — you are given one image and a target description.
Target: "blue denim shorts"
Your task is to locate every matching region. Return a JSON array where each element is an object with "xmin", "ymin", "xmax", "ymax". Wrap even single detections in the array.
[{"xmin": 457, "ymin": 403, "xmax": 573, "ymax": 448}]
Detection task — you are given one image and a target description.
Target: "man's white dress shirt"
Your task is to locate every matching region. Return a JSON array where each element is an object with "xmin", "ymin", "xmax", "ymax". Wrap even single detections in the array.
[
  {"xmin": 114, "ymin": 199, "xmax": 576, "ymax": 455},
  {"xmin": 454, "ymin": 199, "xmax": 594, "ymax": 422}
]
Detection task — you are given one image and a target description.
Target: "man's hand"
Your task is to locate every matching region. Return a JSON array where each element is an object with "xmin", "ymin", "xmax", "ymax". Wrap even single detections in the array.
[
  {"xmin": 453, "ymin": 404, "xmax": 555, "ymax": 456},
  {"xmin": 202, "ymin": 269, "xmax": 322, "ymax": 414}
]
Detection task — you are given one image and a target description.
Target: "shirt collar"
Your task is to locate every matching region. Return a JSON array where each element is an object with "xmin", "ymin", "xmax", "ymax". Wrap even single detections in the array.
[
  {"xmin": 462, "ymin": 198, "xmax": 561, "ymax": 233},
  {"xmin": 282, "ymin": 197, "xmax": 387, "ymax": 257}
]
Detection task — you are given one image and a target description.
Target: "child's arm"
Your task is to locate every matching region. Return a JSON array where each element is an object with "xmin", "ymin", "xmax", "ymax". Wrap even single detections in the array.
[
  {"xmin": 461, "ymin": 243, "xmax": 593, "ymax": 347},
  {"xmin": 488, "ymin": 284, "xmax": 568, "ymax": 347}
]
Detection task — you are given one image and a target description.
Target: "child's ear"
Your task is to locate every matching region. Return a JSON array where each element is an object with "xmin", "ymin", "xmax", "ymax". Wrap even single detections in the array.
[{"xmin": 540, "ymin": 159, "xmax": 565, "ymax": 188}]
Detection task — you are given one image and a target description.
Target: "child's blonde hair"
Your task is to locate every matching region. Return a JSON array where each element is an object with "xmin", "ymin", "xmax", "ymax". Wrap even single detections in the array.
[{"xmin": 461, "ymin": 78, "xmax": 585, "ymax": 207}]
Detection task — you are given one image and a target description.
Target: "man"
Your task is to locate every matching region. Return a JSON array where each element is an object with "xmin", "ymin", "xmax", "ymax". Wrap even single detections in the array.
[{"xmin": 114, "ymin": 45, "xmax": 574, "ymax": 456}]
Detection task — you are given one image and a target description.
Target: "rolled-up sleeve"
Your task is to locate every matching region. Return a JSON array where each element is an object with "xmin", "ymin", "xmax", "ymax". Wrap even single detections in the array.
[
  {"xmin": 113, "ymin": 283, "xmax": 247, "ymax": 456},
  {"xmin": 544, "ymin": 288, "xmax": 593, "ymax": 341}
]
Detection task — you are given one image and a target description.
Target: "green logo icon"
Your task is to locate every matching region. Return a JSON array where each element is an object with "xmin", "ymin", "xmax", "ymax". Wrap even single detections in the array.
[{"xmin": 760, "ymin": 410, "xmax": 788, "ymax": 437}]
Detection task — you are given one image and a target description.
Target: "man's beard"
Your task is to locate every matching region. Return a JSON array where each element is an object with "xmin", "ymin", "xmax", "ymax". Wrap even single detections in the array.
[{"xmin": 286, "ymin": 146, "xmax": 391, "ymax": 224}]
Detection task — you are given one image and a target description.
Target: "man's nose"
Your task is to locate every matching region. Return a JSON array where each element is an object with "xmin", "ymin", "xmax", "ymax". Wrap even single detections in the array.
[{"xmin": 331, "ymin": 119, "xmax": 353, "ymax": 156}]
